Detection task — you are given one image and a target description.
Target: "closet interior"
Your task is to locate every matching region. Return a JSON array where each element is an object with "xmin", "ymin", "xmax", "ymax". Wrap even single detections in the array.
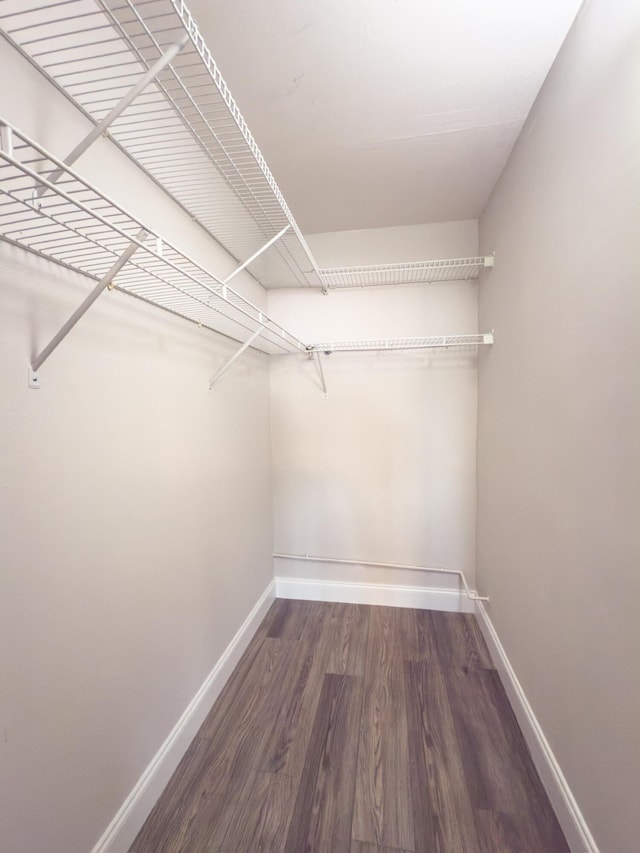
[{"xmin": 2, "ymin": 2, "xmax": 635, "ymax": 853}]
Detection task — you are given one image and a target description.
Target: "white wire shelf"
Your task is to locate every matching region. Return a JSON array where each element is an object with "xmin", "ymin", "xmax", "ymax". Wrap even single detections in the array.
[
  {"xmin": 0, "ymin": 0, "xmax": 322, "ymax": 289},
  {"xmin": 0, "ymin": 120, "xmax": 308, "ymax": 357},
  {"xmin": 310, "ymin": 334, "xmax": 494, "ymax": 353},
  {"xmin": 318, "ymin": 256, "xmax": 494, "ymax": 290},
  {"xmin": 0, "ymin": 3, "xmax": 497, "ymax": 295}
]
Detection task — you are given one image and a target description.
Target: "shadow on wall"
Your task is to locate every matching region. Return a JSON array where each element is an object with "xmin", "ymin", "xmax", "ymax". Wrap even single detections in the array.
[{"xmin": 283, "ymin": 348, "xmax": 481, "ymax": 393}]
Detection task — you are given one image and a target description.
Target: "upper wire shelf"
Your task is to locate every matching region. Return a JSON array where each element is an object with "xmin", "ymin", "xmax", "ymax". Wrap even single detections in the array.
[
  {"xmin": 0, "ymin": 0, "xmax": 322, "ymax": 289},
  {"xmin": 0, "ymin": 1, "xmax": 496, "ymax": 295},
  {"xmin": 311, "ymin": 334, "xmax": 494, "ymax": 353},
  {"xmin": 319, "ymin": 256, "xmax": 494, "ymax": 290},
  {"xmin": 0, "ymin": 120, "xmax": 307, "ymax": 356}
]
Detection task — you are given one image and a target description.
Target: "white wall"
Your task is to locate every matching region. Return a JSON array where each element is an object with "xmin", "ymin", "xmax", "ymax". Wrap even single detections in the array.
[
  {"xmin": 476, "ymin": 1, "xmax": 640, "ymax": 851},
  {"xmin": 0, "ymin": 39, "xmax": 274, "ymax": 853},
  {"xmin": 269, "ymin": 221, "xmax": 481, "ymax": 591}
]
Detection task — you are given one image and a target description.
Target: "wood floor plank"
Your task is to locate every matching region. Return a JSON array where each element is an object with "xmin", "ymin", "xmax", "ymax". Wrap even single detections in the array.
[
  {"xmin": 197, "ymin": 636, "xmax": 288, "ymax": 745},
  {"xmin": 411, "ymin": 606, "xmax": 439, "ymax": 662},
  {"xmin": 326, "ymin": 602, "xmax": 370, "ymax": 676},
  {"xmin": 259, "ymin": 636, "xmax": 317, "ymax": 775},
  {"xmin": 446, "ymin": 666, "xmax": 527, "ymax": 811},
  {"xmin": 352, "ymin": 607, "xmax": 414, "ymax": 851},
  {"xmin": 191, "ymin": 610, "xmax": 275, "ymax": 737},
  {"xmin": 216, "ymin": 771, "xmax": 297, "ymax": 853},
  {"xmin": 404, "ymin": 660, "xmax": 481, "ymax": 852},
  {"xmin": 431, "ymin": 610, "xmax": 494, "ymax": 670},
  {"xmin": 129, "ymin": 736, "xmax": 213, "ymax": 853},
  {"xmin": 351, "ymin": 842, "xmax": 412, "ymax": 853},
  {"xmin": 482, "ymin": 670, "xmax": 570, "ymax": 851},
  {"xmin": 375, "ymin": 606, "xmax": 417, "ymax": 662},
  {"xmin": 474, "ymin": 809, "xmax": 531, "ymax": 853},
  {"xmin": 446, "ymin": 667, "xmax": 569, "ymax": 850},
  {"xmin": 163, "ymin": 639, "xmax": 305, "ymax": 851},
  {"xmin": 207, "ymin": 639, "xmax": 319, "ymax": 847},
  {"xmin": 260, "ymin": 614, "xmax": 337, "ymax": 778},
  {"xmin": 266, "ymin": 597, "xmax": 327, "ymax": 644},
  {"xmin": 259, "ymin": 598, "xmax": 290, "ymax": 638},
  {"xmin": 283, "ymin": 673, "xmax": 363, "ymax": 853}
]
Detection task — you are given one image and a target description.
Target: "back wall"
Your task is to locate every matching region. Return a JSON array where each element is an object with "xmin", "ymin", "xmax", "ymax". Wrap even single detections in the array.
[{"xmin": 269, "ymin": 220, "xmax": 481, "ymax": 594}]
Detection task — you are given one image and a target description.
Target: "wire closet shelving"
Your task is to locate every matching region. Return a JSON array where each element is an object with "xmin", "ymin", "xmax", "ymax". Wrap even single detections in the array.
[
  {"xmin": 0, "ymin": 0, "xmax": 495, "ymax": 386},
  {"xmin": 311, "ymin": 334, "xmax": 494, "ymax": 354},
  {"xmin": 0, "ymin": 0, "xmax": 494, "ymax": 293},
  {"xmin": 319, "ymin": 257, "xmax": 494, "ymax": 290},
  {"xmin": 0, "ymin": 0, "xmax": 323, "ymax": 289},
  {"xmin": 0, "ymin": 121, "xmax": 307, "ymax": 358}
]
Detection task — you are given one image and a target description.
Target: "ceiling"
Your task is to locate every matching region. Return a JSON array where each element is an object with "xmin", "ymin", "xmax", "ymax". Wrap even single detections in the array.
[{"xmin": 188, "ymin": 0, "xmax": 583, "ymax": 235}]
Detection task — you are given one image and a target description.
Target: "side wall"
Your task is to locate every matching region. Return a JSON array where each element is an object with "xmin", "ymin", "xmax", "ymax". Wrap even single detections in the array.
[
  {"xmin": 0, "ymin": 39, "xmax": 274, "ymax": 853},
  {"xmin": 269, "ymin": 221, "xmax": 480, "ymax": 592},
  {"xmin": 476, "ymin": 1, "xmax": 640, "ymax": 851}
]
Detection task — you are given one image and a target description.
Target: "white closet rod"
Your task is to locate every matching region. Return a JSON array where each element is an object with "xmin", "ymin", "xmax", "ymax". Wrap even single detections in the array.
[{"xmin": 273, "ymin": 553, "xmax": 489, "ymax": 602}]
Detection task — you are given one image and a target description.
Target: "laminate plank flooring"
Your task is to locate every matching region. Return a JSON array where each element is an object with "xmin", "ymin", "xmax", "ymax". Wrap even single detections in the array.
[
  {"xmin": 352, "ymin": 607, "xmax": 414, "ymax": 850},
  {"xmin": 283, "ymin": 672, "xmax": 363, "ymax": 852},
  {"xmin": 216, "ymin": 771, "xmax": 297, "ymax": 853},
  {"xmin": 130, "ymin": 600, "xmax": 569, "ymax": 853}
]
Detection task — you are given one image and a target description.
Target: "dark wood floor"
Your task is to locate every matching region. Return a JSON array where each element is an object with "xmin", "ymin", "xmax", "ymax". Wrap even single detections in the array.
[{"xmin": 130, "ymin": 599, "xmax": 569, "ymax": 852}]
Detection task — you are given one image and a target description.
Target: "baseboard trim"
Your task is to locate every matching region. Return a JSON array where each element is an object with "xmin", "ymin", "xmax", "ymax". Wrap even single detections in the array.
[
  {"xmin": 92, "ymin": 580, "xmax": 276, "ymax": 853},
  {"xmin": 275, "ymin": 576, "xmax": 475, "ymax": 613},
  {"xmin": 475, "ymin": 603, "xmax": 599, "ymax": 853}
]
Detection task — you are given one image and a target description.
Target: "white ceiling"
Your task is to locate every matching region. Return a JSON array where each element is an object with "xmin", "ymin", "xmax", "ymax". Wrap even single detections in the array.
[{"xmin": 189, "ymin": 0, "xmax": 583, "ymax": 234}]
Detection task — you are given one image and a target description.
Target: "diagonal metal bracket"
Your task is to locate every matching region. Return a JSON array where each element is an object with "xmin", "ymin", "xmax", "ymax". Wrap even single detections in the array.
[
  {"xmin": 35, "ymin": 34, "xmax": 189, "ymax": 196},
  {"xmin": 209, "ymin": 328, "xmax": 263, "ymax": 389},
  {"xmin": 221, "ymin": 224, "xmax": 291, "ymax": 286},
  {"xmin": 314, "ymin": 350, "xmax": 328, "ymax": 397},
  {"xmin": 207, "ymin": 226, "xmax": 291, "ymax": 388},
  {"xmin": 30, "ymin": 228, "xmax": 148, "ymax": 382},
  {"xmin": 0, "ymin": 123, "xmax": 13, "ymax": 157}
]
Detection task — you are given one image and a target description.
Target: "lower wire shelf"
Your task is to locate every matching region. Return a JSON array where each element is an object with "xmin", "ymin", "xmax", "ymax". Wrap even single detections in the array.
[
  {"xmin": 0, "ymin": 118, "xmax": 308, "ymax": 361},
  {"xmin": 309, "ymin": 333, "xmax": 494, "ymax": 353},
  {"xmin": 0, "ymin": 118, "xmax": 495, "ymax": 387}
]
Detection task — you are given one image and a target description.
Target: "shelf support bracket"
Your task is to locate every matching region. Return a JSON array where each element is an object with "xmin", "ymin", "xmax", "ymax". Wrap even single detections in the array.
[
  {"xmin": 314, "ymin": 351, "xmax": 328, "ymax": 397},
  {"xmin": 35, "ymin": 34, "xmax": 190, "ymax": 196},
  {"xmin": 30, "ymin": 228, "xmax": 148, "ymax": 380},
  {"xmin": 222, "ymin": 224, "xmax": 291, "ymax": 286},
  {"xmin": 209, "ymin": 327, "xmax": 263, "ymax": 389},
  {"xmin": 0, "ymin": 123, "xmax": 13, "ymax": 157}
]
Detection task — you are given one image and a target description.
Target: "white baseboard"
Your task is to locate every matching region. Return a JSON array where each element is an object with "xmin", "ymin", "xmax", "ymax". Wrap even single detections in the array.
[
  {"xmin": 475, "ymin": 603, "xmax": 599, "ymax": 853},
  {"xmin": 275, "ymin": 576, "xmax": 475, "ymax": 613},
  {"xmin": 92, "ymin": 580, "xmax": 276, "ymax": 853}
]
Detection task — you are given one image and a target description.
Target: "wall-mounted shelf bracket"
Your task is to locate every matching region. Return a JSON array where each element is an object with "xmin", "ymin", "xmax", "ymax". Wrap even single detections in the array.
[
  {"xmin": 0, "ymin": 123, "xmax": 13, "ymax": 157},
  {"xmin": 222, "ymin": 225, "xmax": 290, "ymax": 286},
  {"xmin": 29, "ymin": 228, "xmax": 147, "ymax": 382},
  {"xmin": 28, "ymin": 366, "xmax": 40, "ymax": 390},
  {"xmin": 209, "ymin": 327, "xmax": 263, "ymax": 389},
  {"xmin": 314, "ymin": 351, "xmax": 328, "ymax": 397},
  {"xmin": 36, "ymin": 34, "xmax": 189, "ymax": 196}
]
